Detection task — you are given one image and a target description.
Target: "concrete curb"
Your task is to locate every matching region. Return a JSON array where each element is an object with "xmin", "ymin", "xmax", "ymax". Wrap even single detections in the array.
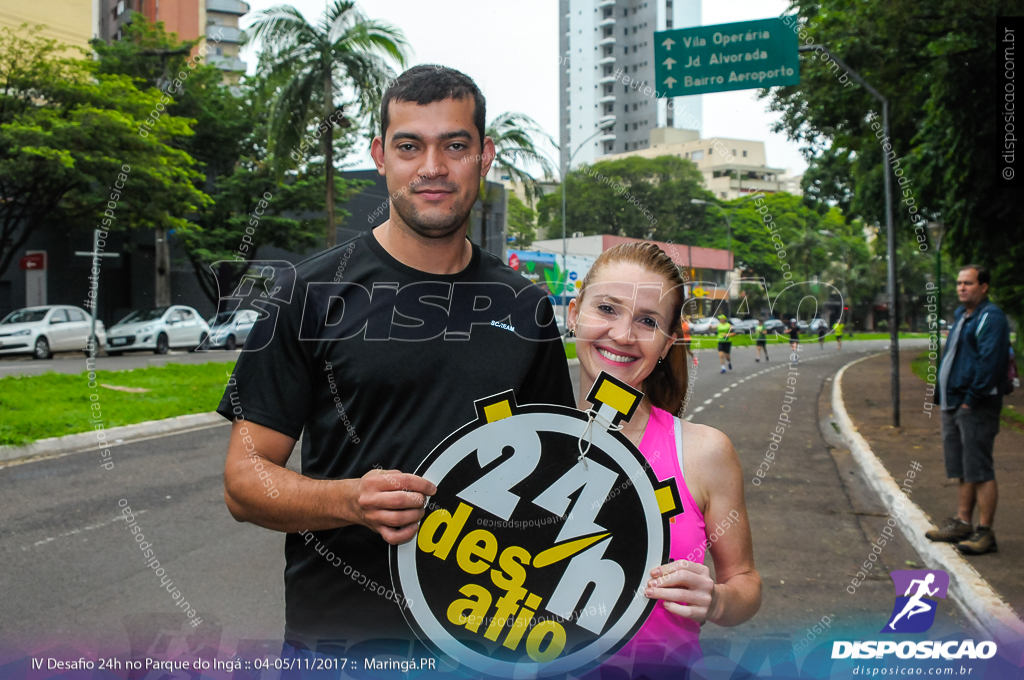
[
  {"xmin": 0, "ymin": 412, "xmax": 225, "ymax": 464},
  {"xmin": 832, "ymin": 354, "xmax": 1024, "ymax": 643}
]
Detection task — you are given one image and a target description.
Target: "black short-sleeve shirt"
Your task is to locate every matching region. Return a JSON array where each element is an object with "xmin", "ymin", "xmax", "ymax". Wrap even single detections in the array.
[{"xmin": 216, "ymin": 231, "xmax": 575, "ymax": 647}]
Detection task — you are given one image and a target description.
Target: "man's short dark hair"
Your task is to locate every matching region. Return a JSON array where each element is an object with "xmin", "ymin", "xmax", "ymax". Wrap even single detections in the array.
[
  {"xmin": 960, "ymin": 264, "xmax": 991, "ymax": 286},
  {"xmin": 380, "ymin": 65, "xmax": 486, "ymax": 149}
]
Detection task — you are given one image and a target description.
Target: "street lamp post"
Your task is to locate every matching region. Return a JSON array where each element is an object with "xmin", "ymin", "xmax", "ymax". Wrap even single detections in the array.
[
  {"xmin": 926, "ymin": 221, "xmax": 946, "ymax": 356},
  {"xmin": 561, "ymin": 124, "xmax": 613, "ymax": 328},
  {"xmin": 801, "ymin": 43, "xmax": 900, "ymax": 428}
]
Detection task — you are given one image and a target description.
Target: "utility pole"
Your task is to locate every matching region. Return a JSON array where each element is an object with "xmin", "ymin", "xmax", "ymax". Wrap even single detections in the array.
[
  {"xmin": 141, "ymin": 47, "xmax": 189, "ymax": 308},
  {"xmin": 561, "ymin": 124, "xmax": 613, "ymax": 328},
  {"xmin": 75, "ymin": 230, "xmax": 121, "ymax": 359},
  {"xmin": 801, "ymin": 44, "xmax": 900, "ymax": 427}
]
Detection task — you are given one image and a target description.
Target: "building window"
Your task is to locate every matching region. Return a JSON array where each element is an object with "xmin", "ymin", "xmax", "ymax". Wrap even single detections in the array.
[
  {"xmin": 691, "ymin": 150, "xmax": 704, "ymax": 160},
  {"xmin": 742, "ymin": 150, "xmax": 748, "ymax": 157},
  {"xmin": 666, "ymin": 20, "xmax": 673, "ymax": 28}
]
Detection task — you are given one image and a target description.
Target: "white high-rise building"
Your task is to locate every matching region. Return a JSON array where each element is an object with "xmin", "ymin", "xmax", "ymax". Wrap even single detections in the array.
[{"xmin": 559, "ymin": 0, "xmax": 703, "ymax": 172}]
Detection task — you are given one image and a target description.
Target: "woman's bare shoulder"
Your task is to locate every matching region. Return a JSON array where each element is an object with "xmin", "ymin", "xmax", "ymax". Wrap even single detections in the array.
[
  {"xmin": 678, "ymin": 420, "xmax": 742, "ymax": 511},
  {"xmin": 680, "ymin": 420, "xmax": 737, "ymax": 464}
]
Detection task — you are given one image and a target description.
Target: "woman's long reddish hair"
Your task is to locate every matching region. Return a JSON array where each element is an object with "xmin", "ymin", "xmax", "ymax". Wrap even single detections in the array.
[{"xmin": 576, "ymin": 242, "xmax": 688, "ymax": 414}]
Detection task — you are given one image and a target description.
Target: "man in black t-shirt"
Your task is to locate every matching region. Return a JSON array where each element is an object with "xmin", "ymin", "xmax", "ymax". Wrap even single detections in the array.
[{"xmin": 217, "ymin": 66, "xmax": 574, "ymax": 651}]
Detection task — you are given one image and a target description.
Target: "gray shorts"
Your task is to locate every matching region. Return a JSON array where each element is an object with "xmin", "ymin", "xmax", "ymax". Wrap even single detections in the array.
[{"xmin": 941, "ymin": 402, "xmax": 1001, "ymax": 483}]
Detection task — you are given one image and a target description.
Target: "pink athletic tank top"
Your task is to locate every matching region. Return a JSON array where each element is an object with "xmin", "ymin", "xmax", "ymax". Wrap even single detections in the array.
[{"xmin": 601, "ymin": 406, "xmax": 706, "ymax": 676}]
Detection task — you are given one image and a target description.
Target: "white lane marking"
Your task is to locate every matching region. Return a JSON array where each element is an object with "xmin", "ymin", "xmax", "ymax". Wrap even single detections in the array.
[
  {"xmin": 693, "ymin": 407, "xmax": 704, "ymax": 413},
  {"xmin": 730, "ymin": 383, "xmax": 738, "ymax": 387},
  {"xmin": 704, "ymin": 399, "xmax": 713, "ymax": 405},
  {"xmin": 721, "ymin": 388, "xmax": 730, "ymax": 393},
  {"xmin": 684, "ymin": 415, "xmax": 694, "ymax": 421},
  {"xmin": 28, "ymin": 510, "xmax": 149, "ymax": 549}
]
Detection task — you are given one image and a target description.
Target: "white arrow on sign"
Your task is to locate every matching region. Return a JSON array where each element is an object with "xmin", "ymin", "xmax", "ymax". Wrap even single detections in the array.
[
  {"xmin": 663, "ymin": 57, "xmax": 677, "ymax": 70},
  {"xmin": 662, "ymin": 37, "xmax": 675, "ymax": 50},
  {"xmin": 664, "ymin": 76, "xmax": 677, "ymax": 89}
]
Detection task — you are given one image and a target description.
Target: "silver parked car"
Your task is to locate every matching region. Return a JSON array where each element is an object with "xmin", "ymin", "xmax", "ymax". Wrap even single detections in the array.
[
  {"xmin": 0, "ymin": 305, "xmax": 107, "ymax": 359},
  {"xmin": 105, "ymin": 305, "xmax": 209, "ymax": 355},
  {"xmin": 206, "ymin": 309, "xmax": 258, "ymax": 350}
]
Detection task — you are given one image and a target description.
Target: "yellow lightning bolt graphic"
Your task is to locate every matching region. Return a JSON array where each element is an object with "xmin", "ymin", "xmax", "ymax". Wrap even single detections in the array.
[{"xmin": 532, "ymin": 533, "xmax": 611, "ymax": 568}]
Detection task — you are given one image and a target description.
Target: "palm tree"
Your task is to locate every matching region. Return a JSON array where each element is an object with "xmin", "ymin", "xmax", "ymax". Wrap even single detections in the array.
[
  {"xmin": 486, "ymin": 112, "xmax": 557, "ymax": 206},
  {"xmin": 474, "ymin": 113, "xmax": 555, "ymax": 251},
  {"xmin": 243, "ymin": 1, "xmax": 408, "ymax": 248}
]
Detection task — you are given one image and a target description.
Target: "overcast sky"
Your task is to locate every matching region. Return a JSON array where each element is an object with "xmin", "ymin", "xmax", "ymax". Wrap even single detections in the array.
[{"xmin": 240, "ymin": 0, "xmax": 807, "ymax": 176}]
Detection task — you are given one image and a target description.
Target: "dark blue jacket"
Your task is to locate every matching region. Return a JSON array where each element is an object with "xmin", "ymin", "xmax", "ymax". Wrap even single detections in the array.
[{"xmin": 941, "ymin": 298, "xmax": 1010, "ymax": 409}]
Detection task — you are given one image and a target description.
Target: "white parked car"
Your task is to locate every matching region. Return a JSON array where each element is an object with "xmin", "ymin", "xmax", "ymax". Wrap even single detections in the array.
[
  {"xmin": 0, "ymin": 305, "xmax": 107, "ymax": 359},
  {"xmin": 688, "ymin": 316, "xmax": 720, "ymax": 335},
  {"xmin": 205, "ymin": 309, "xmax": 258, "ymax": 350},
  {"xmin": 105, "ymin": 305, "xmax": 209, "ymax": 355}
]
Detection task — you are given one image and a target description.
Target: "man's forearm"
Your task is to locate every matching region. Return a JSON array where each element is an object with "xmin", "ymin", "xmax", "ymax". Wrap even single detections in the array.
[{"xmin": 225, "ymin": 457, "xmax": 360, "ymax": 533}]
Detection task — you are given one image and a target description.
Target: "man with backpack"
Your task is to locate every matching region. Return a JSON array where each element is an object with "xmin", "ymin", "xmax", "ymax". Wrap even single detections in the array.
[{"xmin": 928, "ymin": 265, "xmax": 1011, "ymax": 555}]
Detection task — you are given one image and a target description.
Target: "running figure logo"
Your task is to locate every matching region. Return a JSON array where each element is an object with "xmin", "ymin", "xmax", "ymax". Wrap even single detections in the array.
[{"xmin": 882, "ymin": 570, "xmax": 949, "ymax": 633}]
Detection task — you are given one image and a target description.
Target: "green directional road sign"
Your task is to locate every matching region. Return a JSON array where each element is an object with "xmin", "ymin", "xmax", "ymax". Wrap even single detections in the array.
[{"xmin": 654, "ymin": 17, "xmax": 799, "ymax": 97}]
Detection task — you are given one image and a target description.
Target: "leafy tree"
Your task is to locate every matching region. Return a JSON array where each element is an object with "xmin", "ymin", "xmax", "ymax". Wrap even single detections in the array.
[
  {"xmin": 507, "ymin": 194, "xmax": 537, "ymax": 248},
  {"xmin": 243, "ymin": 0, "xmax": 408, "ymax": 248},
  {"xmin": 93, "ymin": 18, "xmax": 371, "ymax": 304},
  {"xmin": 0, "ymin": 25, "xmax": 208, "ymax": 278},
  {"xmin": 763, "ymin": 0, "xmax": 1024, "ymax": 339},
  {"xmin": 537, "ymin": 155, "xmax": 714, "ymax": 243}
]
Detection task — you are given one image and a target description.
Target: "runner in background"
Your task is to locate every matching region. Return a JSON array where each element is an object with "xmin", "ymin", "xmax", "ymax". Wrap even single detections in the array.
[
  {"xmin": 716, "ymin": 314, "xmax": 735, "ymax": 373},
  {"xmin": 681, "ymin": 316, "xmax": 692, "ymax": 362},
  {"xmin": 818, "ymin": 322, "xmax": 827, "ymax": 349},
  {"xmin": 755, "ymin": 320, "xmax": 769, "ymax": 362},
  {"xmin": 835, "ymin": 320, "xmax": 845, "ymax": 350},
  {"xmin": 788, "ymin": 319, "xmax": 801, "ymax": 352}
]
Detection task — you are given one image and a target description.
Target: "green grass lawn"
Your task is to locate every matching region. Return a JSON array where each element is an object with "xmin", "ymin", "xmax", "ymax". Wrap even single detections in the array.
[
  {"xmin": 0, "ymin": 361, "xmax": 236, "ymax": 447},
  {"xmin": 908, "ymin": 349, "xmax": 1022, "ymax": 427}
]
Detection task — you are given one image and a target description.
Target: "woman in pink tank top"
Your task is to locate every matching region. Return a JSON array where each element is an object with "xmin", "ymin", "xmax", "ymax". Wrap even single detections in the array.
[{"xmin": 567, "ymin": 242, "xmax": 762, "ymax": 678}]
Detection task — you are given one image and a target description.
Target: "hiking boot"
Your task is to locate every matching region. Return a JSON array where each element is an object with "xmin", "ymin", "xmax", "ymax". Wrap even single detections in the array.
[
  {"xmin": 958, "ymin": 526, "xmax": 998, "ymax": 555},
  {"xmin": 925, "ymin": 517, "xmax": 973, "ymax": 543}
]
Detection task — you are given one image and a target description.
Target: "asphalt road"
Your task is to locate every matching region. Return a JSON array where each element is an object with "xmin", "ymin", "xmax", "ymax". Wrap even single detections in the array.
[{"xmin": 0, "ymin": 338, "xmax": 978, "ymax": 664}]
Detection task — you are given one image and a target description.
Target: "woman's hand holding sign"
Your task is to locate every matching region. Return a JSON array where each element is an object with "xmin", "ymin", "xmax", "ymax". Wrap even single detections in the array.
[
  {"xmin": 349, "ymin": 468, "xmax": 437, "ymax": 545},
  {"xmin": 645, "ymin": 560, "xmax": 719, "ymax": 624}
]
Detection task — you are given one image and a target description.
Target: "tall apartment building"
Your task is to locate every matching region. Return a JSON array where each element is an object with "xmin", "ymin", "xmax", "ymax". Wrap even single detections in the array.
[
  {"xmin": 0, "ymin": 0, "xmax": 96, "ymax": 49},
  {"xmin": 96, "ymin": 0, "xmax": 247, "ymax": 81},
  {"xmin": 559, "ymin": 0, "xmax": 702, "ymax": 172},
  {"xmin": 204, "ymin": 0, "xmax": 247, "ymax": 81}
]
